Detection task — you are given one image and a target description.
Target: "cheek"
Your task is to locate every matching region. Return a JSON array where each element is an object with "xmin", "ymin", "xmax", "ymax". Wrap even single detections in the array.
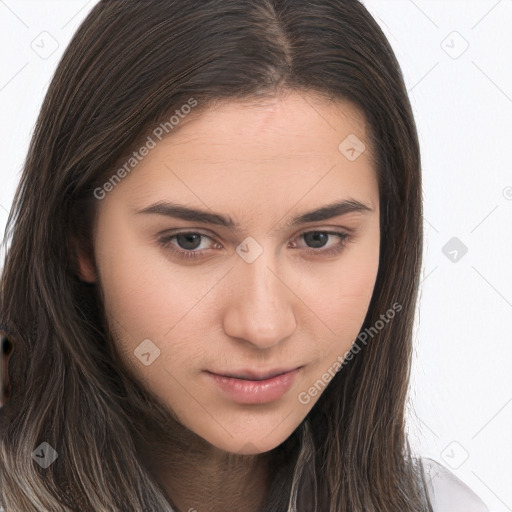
[
  {"xmin": 94, "ymin": 219, "xmax": 208, "ymax": 347},
  {"xmin": 299, "ymin": 234, "xmax": 379, "ymax": 358}
]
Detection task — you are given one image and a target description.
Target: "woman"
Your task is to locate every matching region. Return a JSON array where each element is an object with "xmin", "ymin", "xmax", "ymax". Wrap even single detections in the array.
[{"xmin": 0, "ymin": 1, "xmax": 489, "ymax": 511}]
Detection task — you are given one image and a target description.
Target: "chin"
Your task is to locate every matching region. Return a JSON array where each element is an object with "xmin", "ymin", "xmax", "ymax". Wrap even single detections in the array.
[
  {"xmin": 198, "ymin": 424, "xmax": 298, "ymax": 456},
  {"xmin": 220, "ymin": 437, "xmax": 283, "ymax": 455}
]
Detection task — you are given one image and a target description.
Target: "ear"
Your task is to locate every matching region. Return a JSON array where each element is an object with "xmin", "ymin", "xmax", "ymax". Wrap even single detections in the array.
[
  {"xmin": 70, "ymin": 235, "xmax": 97, "ymax": 283},
  {"xmin": 77, "ymin": 251, "xmax": 97, "ymax": 283}
]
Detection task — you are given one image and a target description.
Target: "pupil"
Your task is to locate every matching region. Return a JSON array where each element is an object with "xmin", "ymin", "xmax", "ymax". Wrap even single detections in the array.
[
  {"xmin": 304, "ymin": 232, "xmax": 327, "ymax": 248},
  {"xmin": 177, "ymin": 233, "xmax": 202, "ymax": 250}
]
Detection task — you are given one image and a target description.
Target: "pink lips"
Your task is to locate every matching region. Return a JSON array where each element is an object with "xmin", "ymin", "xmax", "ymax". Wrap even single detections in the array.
[{"xmin": 205, "ymin": 368, "xmax": 299, "ymax": 404}]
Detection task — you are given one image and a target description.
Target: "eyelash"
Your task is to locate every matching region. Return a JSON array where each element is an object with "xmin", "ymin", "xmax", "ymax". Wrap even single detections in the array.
[{"xmin": 157, "ymin": 230, "xmax": 350, "ymax": 260}]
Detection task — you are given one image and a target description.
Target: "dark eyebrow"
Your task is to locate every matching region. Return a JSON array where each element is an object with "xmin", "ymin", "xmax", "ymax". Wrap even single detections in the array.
[{"xmin": 134, "ymin": 199, "xmax": 374, "ymax": 231}]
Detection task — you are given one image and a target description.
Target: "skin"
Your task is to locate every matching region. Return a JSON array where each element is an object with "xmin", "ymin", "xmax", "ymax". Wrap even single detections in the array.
[{"xmin": 78, "ymin": 91, "xmax": 380, "ymax": 512}]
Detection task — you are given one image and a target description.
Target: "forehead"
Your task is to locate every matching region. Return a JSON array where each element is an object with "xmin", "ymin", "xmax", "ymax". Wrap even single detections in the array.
[
  {"xmin": 165, "ymin": 92, "xmax": 371, "ymax": 161},
  {"xmin": 101, "ymin": 92, "xmax": 378, "ymax": 221}
]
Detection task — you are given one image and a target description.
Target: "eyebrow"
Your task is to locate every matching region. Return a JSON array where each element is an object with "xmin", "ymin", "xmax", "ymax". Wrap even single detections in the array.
[{"xmin": 134, "ymin": 198, "xmax": 374, "ymax": 231}]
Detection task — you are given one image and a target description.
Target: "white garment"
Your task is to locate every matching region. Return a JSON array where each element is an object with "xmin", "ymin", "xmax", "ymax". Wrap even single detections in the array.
[
  {"xmin": 286, "ymin": 457, "xmax": 489, "ymax": 511},
  {"xmin": 423, "ymin": 457, "xmax": 489, "ymax": 512}
]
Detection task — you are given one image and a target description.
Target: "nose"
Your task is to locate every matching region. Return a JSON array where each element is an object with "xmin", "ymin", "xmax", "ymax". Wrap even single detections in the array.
[{"xmin": 222, "ymin": 244, "xmax": 298, "ymax": 350}]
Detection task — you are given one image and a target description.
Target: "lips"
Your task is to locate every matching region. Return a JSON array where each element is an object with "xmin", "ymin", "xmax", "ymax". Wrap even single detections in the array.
[
  {"xmin": 208, "ymin": 367, "xmax": 299, "ymax": 381},
  {"xmin": 205, "ymin": 367, "xmax": 301, "ymax": 404}
]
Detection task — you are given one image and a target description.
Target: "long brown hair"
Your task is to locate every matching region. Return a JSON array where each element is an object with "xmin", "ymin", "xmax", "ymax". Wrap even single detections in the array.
[{"xmin": 0, "ymin": 1, "xmax": 430, "ymax": 510}]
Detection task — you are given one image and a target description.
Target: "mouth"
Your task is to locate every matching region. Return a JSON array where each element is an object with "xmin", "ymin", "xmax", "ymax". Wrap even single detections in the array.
[
  {"xmin": 204, "ymin": 367, "xmax": 302, "ymax": 404},
  {"xmin": 207, "ymin": 367, "xmax": 300, "ymax": 381}
]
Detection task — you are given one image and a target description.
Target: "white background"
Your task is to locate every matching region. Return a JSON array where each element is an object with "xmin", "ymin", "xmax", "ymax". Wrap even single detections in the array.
[{"xmin": 0, "ymin": 1, "xmax": 511, "ymax": 510}]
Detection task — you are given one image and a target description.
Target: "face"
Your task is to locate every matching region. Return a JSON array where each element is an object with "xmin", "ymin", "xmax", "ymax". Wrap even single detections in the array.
[{"xmin": 79, "ymin": 91, "xmax": 380, "ymax": 455}]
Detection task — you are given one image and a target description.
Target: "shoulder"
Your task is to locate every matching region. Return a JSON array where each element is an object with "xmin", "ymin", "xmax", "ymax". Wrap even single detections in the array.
[{"xmin": 421, "ymin": 457, "xmax": 490, "ymax": 512}]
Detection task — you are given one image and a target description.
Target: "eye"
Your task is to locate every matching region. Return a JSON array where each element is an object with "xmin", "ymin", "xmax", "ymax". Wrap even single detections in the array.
[
  {"xmin": 291, "ymin": 230, "xmax": 350, "ymax": 257},
  {"xmin": 158, "ymin": 229, "xmax": 350, "ymax": 260},
  {"xmin": 158, "ymin": 231, "xmax": 218, "ymax": 259}
]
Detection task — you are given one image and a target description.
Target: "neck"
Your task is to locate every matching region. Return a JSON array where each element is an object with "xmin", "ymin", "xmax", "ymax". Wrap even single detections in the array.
[
  {"xmin": 159, "ymin": 441, "xmax": 272, "ymax": 512},
  {"xmin": 137, "ymin": 420, "xmax": 273, "ymax": 512}
]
